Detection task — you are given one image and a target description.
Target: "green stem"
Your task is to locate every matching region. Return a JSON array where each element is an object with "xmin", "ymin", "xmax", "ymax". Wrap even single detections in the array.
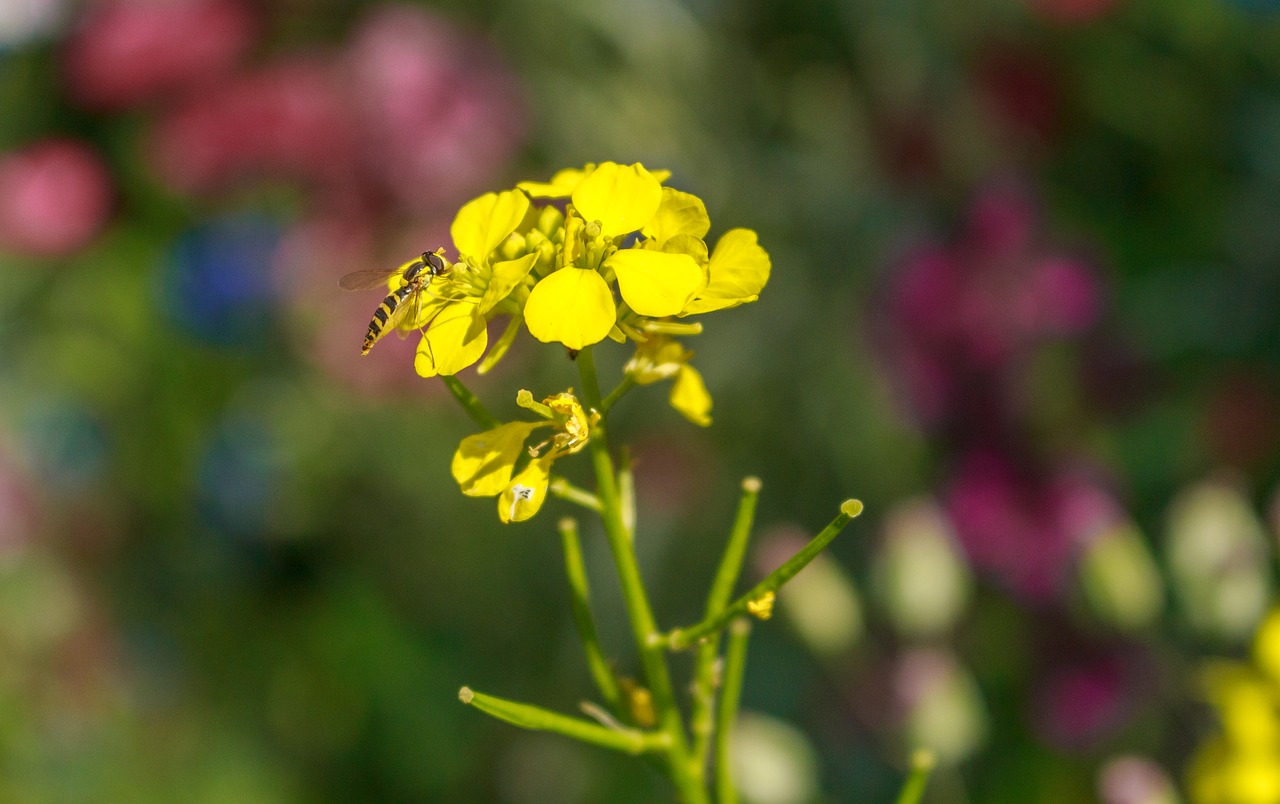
[
  {"xmin": 440, "ymin": 375, "xmax": 500, "ymax": 430},
  {"xmin": 666, "ymin": 500, "xmax": 864, "ymax": 651},
  {"xmin": 558, "ymin": 517, "xmax": 623, "ymax": 714},
  {"xmin": 894, "ymin": 749, "xmax": 937, "ymax": 804},
  {"xmin": 458, "ymin": 687, "xmax": 667, "ymax": 755},
  {"xmin": 714, "ymin": 619, "xmax": 751, "ymax": 804},
  {"xmin": 548, "ymin": 477, "xmax": 603, "ymax": 512},
  {"xmin": 690, "ymin": 477, "xmax": 761, "ymax": 780},
  {"xmin": 602, "ymin": 375, "xmax": 637, "ymax": 413},
  {"xmin": 577, "ymin": 346, "xmax": 707, "ymax": 804}
]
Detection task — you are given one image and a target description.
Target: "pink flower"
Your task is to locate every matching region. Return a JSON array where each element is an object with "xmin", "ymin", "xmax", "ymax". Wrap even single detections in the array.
[
  {"xmin": 879, "ymin": 183, "xmax": 1102, "ymax": 428},
  {"xmin": 150, "ymin": 59, "xmax": 361, "ymax": 194},
  {"xmin": 344, "ymin": 6, "xmax": 527, "ymax": 215},
  {"xmin": 944, "ymin": 450, "xmax": 1122, "ymax": 600},
  {"xmin": 149, "ymin": 7, "xmax": 525, "ymax": 216},
  {"xmin": 63, "ymin": 0, "xmax": 256, "ymax": 110},
  {"xmin": 0, "ymin": 140, "xmax": 112, "ymax": 257},
  {"xmin": 1031, "ymin": 649, "xmax": 1148, "ymax": 749}
]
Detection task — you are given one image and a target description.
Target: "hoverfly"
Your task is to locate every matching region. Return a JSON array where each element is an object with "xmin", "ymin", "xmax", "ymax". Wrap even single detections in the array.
[{"xmin": 340, "ymin": 250, "xmax": 449, "ymax": 355}]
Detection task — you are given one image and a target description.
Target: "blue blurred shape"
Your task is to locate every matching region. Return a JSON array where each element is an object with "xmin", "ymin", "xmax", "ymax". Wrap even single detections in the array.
[
  {"xmin": 21, "ymin": 397, "xmax": 109, "ymax": 494},
  {"xmin": 158, "ymin": 215, "xmax": 279, "ymax": 345},
  {"xmin": 197, "ymin": 414, "xmax": 278, "ymax": 540}
]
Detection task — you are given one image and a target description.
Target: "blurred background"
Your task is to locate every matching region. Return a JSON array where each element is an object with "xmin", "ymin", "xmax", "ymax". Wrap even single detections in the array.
[{"xmin": 2, "ymin": 0, "xmax": 1280, "ymax": 801}]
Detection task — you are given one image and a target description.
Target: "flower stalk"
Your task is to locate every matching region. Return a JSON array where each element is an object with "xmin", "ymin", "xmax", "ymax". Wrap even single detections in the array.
[
  {"xmin": 374, "ymin": 162, "xmax": 872, "ymax": 801},
  {"xmin": 665, "ymin": 499, "xmax": 865, "ymax": 651}
]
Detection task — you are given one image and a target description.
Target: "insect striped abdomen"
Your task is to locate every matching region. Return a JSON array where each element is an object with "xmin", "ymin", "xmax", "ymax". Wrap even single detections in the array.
[{"xmin": 361, "ymin": 292, "xmax": 403, "ymax": 355}]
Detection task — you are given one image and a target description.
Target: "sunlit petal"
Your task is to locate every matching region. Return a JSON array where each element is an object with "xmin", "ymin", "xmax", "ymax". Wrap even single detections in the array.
[
  {"xmin": 452, "ymin": 422, "xmax": 543, "ymax": 497},
  {"xmin": 479, "ymin": 253, "xmax": 538, "ymax": 315},
  {"xmin": 415, "ymin": 301, "xmax": 488, "ymax": 377},
  {"xmin": 681, "ymin": 228, "xmax": 771, "ymax": 315},
  {"xmin": 571, "ymin": 162, "xmax": 662, "ymax": 236},
  {"xmin": 498, "ymin": 455, "xmax": 554, "ymax": 523},
  {"xmin": 608, "ymin": 249, "xmax": 705, "ymax": 317},
  {"xmin": 451, "ymin": 190, "xmax": 531, "ymax": 259},
  {"xmin": 642, "ymin": 187, "xmax": 710, "ymax": 243},
  {"xmin": 524, "ymin": 268, "xmax": 616, "ymax": 349},
  {"xmin": 670, "ymin": 364, "xmax": 712, "ymax": 426}
]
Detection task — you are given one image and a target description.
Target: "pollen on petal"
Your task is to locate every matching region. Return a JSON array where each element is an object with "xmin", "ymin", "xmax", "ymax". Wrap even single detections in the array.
[
  {"xmin": 524, "ymin": 268, "xmax": 616, "ymax": 350},
  {"xmin": 498, "ymin": 455, "xmax": 554, "ymax": 523}
]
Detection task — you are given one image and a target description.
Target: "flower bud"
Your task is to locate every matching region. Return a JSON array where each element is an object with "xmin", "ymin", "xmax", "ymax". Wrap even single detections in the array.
[
  {"xmin": 1077, "ymin": 521, "xmax": 1164, "ymax": 632},
  {"xmin": 871, "ymin": 498, "xmax": 971, "ymax": 639},
  {"xmin": 1166, "ymin": 476, "xmax": 1271, "ymax": 643}
]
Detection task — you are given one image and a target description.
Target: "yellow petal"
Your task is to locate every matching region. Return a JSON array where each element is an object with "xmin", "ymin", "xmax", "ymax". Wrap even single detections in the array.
[
  {"xmin": 653, "ymin": 232, "xmax": 709, "ymax": 266},
  {"xmin": 607, "ymin": 249, "xmax": 705, "ymax": 317},
  {"xmin": 451, "ymin": 190, "xmax": 531, "ymax": 260},
  {"xmin": 478, "ymin": 253, "xmax": 538, "ymax": 315},
  {"xmin": 415, "ymin": 301, "xmax": 488, "ymax": 377},
  {"xmin": 671, "ymin": 364, "xmax": 712, "ymax": 426},
  {"xmin": 517, "ymin": 166, "xmax": 592, "ymax": 199},
  {"xmin": 452, "ymin": 421, "xmax": 543, "ymax": 497},
  {"xmin": 641, "ymin": 187, "xmax": 710, "ymax": 243},
  {"xmin": 498, "ymin": 455, "xmax": 554, "ymax": 523},
  {"xmin": 680, "ymin": 228, "xmax": 771, "ymax": 315},
  {"xmin": 571, "ymin": 162, "xmax": 662, "ymax": 236},
  {"xmin": 524, "ymin": 268, "xmax": 616, "ymax": 350},
  {"xmin": 624, "ymin": 335, "xmax": 690, "ymax": 384}
]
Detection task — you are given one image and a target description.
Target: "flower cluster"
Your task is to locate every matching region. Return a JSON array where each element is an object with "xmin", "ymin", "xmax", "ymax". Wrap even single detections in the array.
[
  {"xmin": 417, "ymin": 163, "xmax": 771, "ymax": 523},
  {"xmin": 407, "ymin": 162, "xmax": 771, "ymax": 426},
  {"xmin": 1188, "ymin": 608, "xmax": 1280, "ymax": 802}
]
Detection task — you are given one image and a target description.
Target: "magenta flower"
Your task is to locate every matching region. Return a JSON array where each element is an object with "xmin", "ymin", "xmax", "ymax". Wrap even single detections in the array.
[
  {"xmin": 150, "ymin": 59, "xmax": 360, "ymax": 194},
  {"xmin": 63, "ymin": 0, "xmax": 256, "ymax": 110},
  {"xmin": 148, "ymin": 6, "xmax": 525, "ymax": 217},
  {"xmin": 344, "ymin": 6, "xmax": 527, "ymax": 215},
  {"xmin": 0, "ymin": 140, "xmax": 112, "ymax": 257},
  {"xmin": 944, "ymin": 449, "xmax": 1123, "ymax": 600},
  {"xmin": 880, "ymin": 183, "xmax": 1101, "ymax": 429}
]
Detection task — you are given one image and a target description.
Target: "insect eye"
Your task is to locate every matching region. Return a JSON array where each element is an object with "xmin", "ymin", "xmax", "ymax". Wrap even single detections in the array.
[{"xmin": 426, "ymin": 252, "xmax": 446, "ymax": 272}]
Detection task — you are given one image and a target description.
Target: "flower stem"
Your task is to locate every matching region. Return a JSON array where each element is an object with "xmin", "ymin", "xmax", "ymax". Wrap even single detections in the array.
[
  {"xmin": 558, "ymin": 517, "xmax": 623, "ymax": 714},
  {"xmin": 895, "ymin": 749, "xmax": 937, "ymax": 804},
  {"xmin": 577, "ymin": 346, "xmax": 707, "ymax": 804},
  {"xmin": 690, "ymin": 477, "xmax": 761, "ymax": 779},
  {"xmin": 665, "ymin": 499, "xmax": 864, "ymax": 651},
  {"xmin": 548, "ymin": 477, "xmax": 603, "ymax": 512},
  {"xmin": 440, "ymin": 375, "xmax": 500, "ymax": 429},
  {"xmin": 602, "ymin": 375, "xmax": 636, "ymax": 413},
  {"xmin": 458, "ymin": 687, "xmax": 667, "ymax": 755},
  {"xmin": 714, "ymin": 619, "xmax": 751, "ymax": 804}
]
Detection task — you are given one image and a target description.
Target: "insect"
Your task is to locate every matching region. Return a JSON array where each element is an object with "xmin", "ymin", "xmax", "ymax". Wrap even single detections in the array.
[{"xmin": 340, "ymin": 250, "xmax": 449, "ymax": 355}]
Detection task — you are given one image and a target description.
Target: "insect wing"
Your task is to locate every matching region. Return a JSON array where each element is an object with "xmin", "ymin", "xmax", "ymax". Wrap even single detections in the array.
[{"xmin": 339, "ymin": 267, "xmax": 406, "ymax": 291}]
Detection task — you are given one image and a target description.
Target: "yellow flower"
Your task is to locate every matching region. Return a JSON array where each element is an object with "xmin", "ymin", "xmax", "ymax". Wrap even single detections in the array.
[
  {"xmin": 623, "ymin": 335, "xmax": 712, "ymax": 426},
  {"xmin": 518, "ymin": 162, "xmax": 768, "ymax": 356},
  {"xmin": 450, "ymin": 390, "xmax": 595, "ymax": 523},
  {"xmin": 680, "ymin": 228, "xmax": 772, "ymax": 316},
  {"xmin": 413, "ymin": 190, "xmax": 545, "ymax": 377}
]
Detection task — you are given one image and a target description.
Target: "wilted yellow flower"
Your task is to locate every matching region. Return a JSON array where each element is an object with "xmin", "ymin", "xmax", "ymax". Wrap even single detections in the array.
[
  {"xmin": 623, "ymin": 335, "xmax": 713, "ymax": 426},
  {"xmin": 450, "ymin": 390, "xmax": 596, "ymax": 523}
]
